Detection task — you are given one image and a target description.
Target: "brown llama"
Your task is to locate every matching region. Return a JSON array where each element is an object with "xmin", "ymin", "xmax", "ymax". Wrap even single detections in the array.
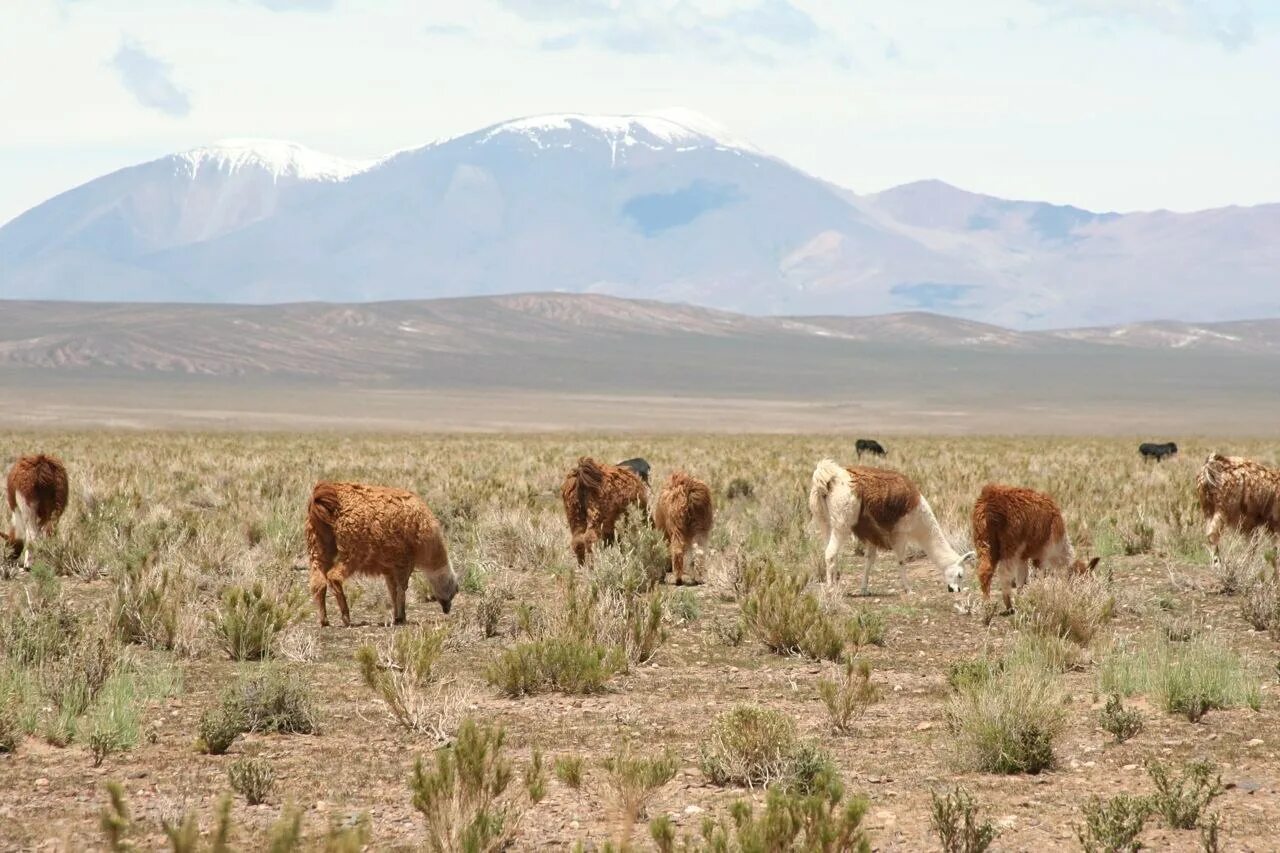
[
  {"xmin": 306, "ymin": 481, "xmax": 458, "ymax": 627},
  {"xmin": 5, "ymin": 454, "xmax": 69, "ymax": 569},
  {"xmin": 560, "ymin": 456, "xmax": 648, "ymax": 565},
  {"xmin": 971, "ymin": 483, "xmax": 1098, "ymax": 612},
  {"xmin": 652, "ymin": 470, "xmax": 714, "ymax": 585},
  {"xmin": 1197, "ymin": 454, "xmax": 1280, "ymax": 567}
]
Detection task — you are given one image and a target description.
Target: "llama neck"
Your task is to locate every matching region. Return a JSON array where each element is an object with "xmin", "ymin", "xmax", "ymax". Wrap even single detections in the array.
[{"xmin": 916, "ymin": 500, "xmax": 961, "ymax": 569}]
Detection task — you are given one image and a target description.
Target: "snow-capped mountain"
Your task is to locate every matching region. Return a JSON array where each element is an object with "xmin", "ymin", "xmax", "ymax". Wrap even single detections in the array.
[{"xmin": 1, "ymin": 111, "xmax": 1276, "ymax": 327}]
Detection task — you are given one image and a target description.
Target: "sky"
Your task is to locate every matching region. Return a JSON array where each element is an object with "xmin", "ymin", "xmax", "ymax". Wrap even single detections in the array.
[{"xmin": 2, "ymin": 0, "xmax": 1278, "ymax": 224}]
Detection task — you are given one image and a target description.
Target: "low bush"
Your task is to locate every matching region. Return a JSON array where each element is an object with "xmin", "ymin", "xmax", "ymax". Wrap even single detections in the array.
[
  {"xmin": 210, "ymin": 583, "xmax": 302, "ymax": 661},
  {"xmin": 1076, "ymin": 793, "xmax": 1150, "ymax": 853},
  {"xmin": 945, "ymin": 660, "xmax": 1065, "ymax": 774},
  {"xmin": 846, "ymin": 609, "xmax": 886, "ymax": 648},
  {"xmin": 698, "ymin": 705, "xmax": 833, "ymax": 793},
  {"xmin": 603, "ymin": 742, "xmax": 678, "ymax": 824},
  {"xmin": 930, "ymin": 786, "xmax": 999, "ymax": 853},
  {"xmin": 1015, "ymin": 575, "xmax": 1114, "ymax": 646},
  {"xmin": 740, "ymin": 562, "xmax": 844, "ymax": 662},
  {"xmin": 229, "ymin": 756, "xmax": 276, "ymax": 805},
  {"xmin": 487, "ymin": 637, "xmax": 624, "ymax": 697},
  {"xmin": 651, "ymin": 771, "xmax": 871, "ymax": 853},
  {"xmin": 1146, "ymin": 759, "xmax": 1223, "ymax": 830},
  {"xmin": 1100, "ymin": 694, "xmax": 1143, "ymax": 743},
  {"xmin": 554, "ymin": 754, "xmax": 585, "ymax": 789},
  {"xmin": 199, "ymin": 666, "xmax": 318, "ymax": 753},
  {"xmin": 818, "ymin": 657, "xmax": 879, "ymax": 734}
]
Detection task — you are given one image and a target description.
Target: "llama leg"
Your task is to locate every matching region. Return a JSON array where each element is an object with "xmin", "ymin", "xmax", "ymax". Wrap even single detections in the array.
[
  {"xmin": 861, "ymin": 545, "xmax": 878, "ymax": 595},
  {"xmin": 893, "ymin": 541, "xmax": 912, "ymax": 594},
  {"xmin": 309, "ymin": 569, "xmax": 330, "ymax": 627},
  {"xmin": 672, "ymin": 544, "xmax": 686, "ymax": 586},
  {"xmin": 16, "ymin": 496, "xmax": 34, "ymax": 569},
  {"xmin": 1000, "ymin": 563, "xmax": 1015, "ymax": 614},
  {"xmin": 384, "ymin": 573, "xmax": 405, "ymax": 625},
  {"xmin": 823, "ymin": 527, "xmax": 849, "ymax": 585},
  {"xmin": 1206, "ymin": 512, "xmax": 1225, "ymax": 567},
  {"xmin": 327, "ymin": 568, "xmax": 352, "ymax": 627}
]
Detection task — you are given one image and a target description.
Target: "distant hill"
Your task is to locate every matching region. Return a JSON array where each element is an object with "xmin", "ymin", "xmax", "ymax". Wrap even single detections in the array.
[
  {"xmin": 0, "ymin": 294, "xmax": 1277, "ymax": 434},
  {"xmin": 2, "ymin": 112, "xmax": 1277, "ymax": 329}
]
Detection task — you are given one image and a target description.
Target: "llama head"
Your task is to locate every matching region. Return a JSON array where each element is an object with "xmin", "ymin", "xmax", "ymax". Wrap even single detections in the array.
[
  {"xmin": 428, "ymin": 562, "xmax": 460, "ymax": 614},
  {"xmin": 944, "ymin": 550, "xmax": 977, "ymax": 593},
  {"xmin": 1070, "ymin": 555, "xmax": 1101, "ymax": 576}
]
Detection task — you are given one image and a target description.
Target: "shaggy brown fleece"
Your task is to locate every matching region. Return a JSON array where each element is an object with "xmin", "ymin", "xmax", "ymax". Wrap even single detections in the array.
[
  {"xmin": 5, "ymin": 454, "xmax": 69, "ymax": 561},
  {"xmin": 306, "ymin": 481, "xmax": 458, "ymax": 627},
  {"xmin": 560, "ymin": 457, "xmax": 648, "ymax": 565},
  {"xmin": 972, "ymin": 483, "xmax": 1096, "ymax": 609},
  {"xmin": 653, "ymin": 470, "xmax": 714, "ymax": 584},
  {"xmin": 1197, "ymin": 454, "xmax": 1280, "ymax": 561},
  {"xmin": 845, "ymin": 466, "xmax": 921, "ymax": 550}
]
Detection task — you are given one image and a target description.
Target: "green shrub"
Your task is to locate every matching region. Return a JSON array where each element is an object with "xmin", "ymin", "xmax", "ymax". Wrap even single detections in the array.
[
  {"xmin": 1076, "ymin": 793, "xmax": 1150, "ymax": 853},
  {"xmin": 486, "ymin": 638, "xmax": 624, "ymax": 697},
  {"xmin": 1146, "ymin": 759, "xmax": 1223, "ymax": 830},
  {"xmin": 1241, "ymin": 576, "xmax": 1279, "ymax": 634},
  {"xmin": 846, "ymin": 609, "xmax": 886, "ymax": 648},
  {"xmin": 667, "ymin": 589, "xmax": 700, "ymax": 623},
  {"xmin": 197, "ymin": 703, "xmax": 245, "ymax": 755},
  {"xmin": 651, "ymin": 773, "xmax": 871, "ymax": 853},
  {"xmin": 603, "ymin": 742, "xmax": 678, "ymax": 823},
  {"xmin": 947, "ymin": 658, "xmax": 1002, "ymax": 693},
  {"xmin": 229, "ymin": 756, "xmax": 277, "ymax": 805},
  {"xmin": 725, "ymin": 478, "xmax": 754, "ymax": 500},
  {"xmin": 108, "ymin": 557, "xmax": 186, "ymax": 652},
  {"xmin": 740, "ymin": 562, "xmax": 844, "ymax": 662},
  {"xmin": 554, "ymin": 755, "xmax": 585, "ymax": 788},
  {"xmin": 1015, "ymin": 575, "xmax": 1114, "ymax": 646},
  {"xmin": 930, "ymin": 786, "xmax": 999, "ymax": 853},
  {"xmin": 698, "ymin": 705, "xmax": 828, "ymax": 792},
  {"xmin": 1100, "ymin": 694, "xmax": 1143, "ymax": 743},
  {"xmin": 84, "ymin": 673, "xmax": 141, "ymax": 766},
  {"xmin": 408, "ymin": 718, "xmax": 524, "ymax": 853},
  {"xmin": 818, "ymin": 657, "xmax": 879, "ymax": 734},
  {"xmin": 1100, "ymin": 635, "xmax": 1261, "ymax": 722},
  {"xmin": 946, "ymin": 661, "xmax": 1065, "ymax": 774},
  {"xmin": 210, "ymin": 583, "xmax": 302, "ymax": 661}
]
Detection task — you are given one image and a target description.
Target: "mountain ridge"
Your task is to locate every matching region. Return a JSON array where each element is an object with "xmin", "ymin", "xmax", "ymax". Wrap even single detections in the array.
[{"xmin": 2, "ymin": 111, "xmax": 1277, "ymax": 328}]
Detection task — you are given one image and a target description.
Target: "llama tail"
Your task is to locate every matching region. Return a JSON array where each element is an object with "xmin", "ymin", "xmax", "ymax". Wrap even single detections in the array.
[
  {"xmin": 808, "ymin": 459, "xmax": 850, "ymax": 538},
  {"xmin": 307, "ymin": 482, "xmax": 342, "ymax": 564}
]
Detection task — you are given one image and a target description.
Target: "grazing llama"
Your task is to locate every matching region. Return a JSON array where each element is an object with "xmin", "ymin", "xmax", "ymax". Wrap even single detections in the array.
[
  {"xmin": 560, "ymin": 457, "xmax": 649, "ymax": 565},
  {"xmin": 306, "ymin": 481, "xmax": 458, "ymax": 627},
  {"xmin": 971, "ymin": 484, "xmax": 1099, "ymax": 612},
  {"xmin": 809, "ymin": 459, "xmax": 973, "ymax": 594},
  {"xmin": 652, "ymin": 470, "xmax": 714, "ymax": 585},
  {"xmin": 1197, "ymin": 454, "xmax": 1280, "ymax": 567},
  {"xmin": 4, "ymin": 454, "xmax": 69, "ymax": 569}
]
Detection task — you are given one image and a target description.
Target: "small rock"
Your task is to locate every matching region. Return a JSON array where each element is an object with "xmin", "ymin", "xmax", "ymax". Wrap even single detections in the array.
[
  {"xmin": 1246, "ymin": 738, "xmax": 1264, "ymax": 747},
  {"xmin": 35, "ymin": 778, "xmax": 49, "ymax": 788},
  {"xmin": 684, "ymin": 805, "xmax": 704, "ymax": 815},
  {"xmin": 914, "ymin": 721, "xmax": 932, "ymax": 731},
  {"xmin": 570, "ymin": 820, "xmax": 580, "ymax": 830},
  {"xmin": 1122, "ymin": 763, "xmax": 1138, "ymax": 771}
]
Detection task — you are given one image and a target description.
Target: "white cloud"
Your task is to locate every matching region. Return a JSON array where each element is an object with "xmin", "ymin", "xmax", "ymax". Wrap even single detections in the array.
[
  {"xmin": 1035, "ymin": 0, "xmax": 1255, "ymax": 49},
  {"xmin": 108, "ymin": 39, "xmax": 191, "ymax": 117}
]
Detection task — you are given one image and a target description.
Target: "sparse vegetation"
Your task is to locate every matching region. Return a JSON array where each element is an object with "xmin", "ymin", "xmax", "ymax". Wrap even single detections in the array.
[
  {"xmin": 1015, "ymin": 574, "xmax": 1114, "ymax": 646},
  {"xmin": 228, "ymin": 756, "xmax": 276, "ymax": 805},
  {"xmin": 1101, "ymin": 635, "xmax": 1261, "ymax": 721},
  {"xmin": 6, "ymin": 432, "xmax": 1280, "ymax": 847}
]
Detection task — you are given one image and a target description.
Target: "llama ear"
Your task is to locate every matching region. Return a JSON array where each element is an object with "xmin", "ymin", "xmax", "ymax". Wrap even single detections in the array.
[
  {"xmin": 960, "ymin": 550, "xmax": 977, "ymax": 565},
  {"xmin": 1087, "ymin": 557, "xmax": 1101, "ymax": 572}
]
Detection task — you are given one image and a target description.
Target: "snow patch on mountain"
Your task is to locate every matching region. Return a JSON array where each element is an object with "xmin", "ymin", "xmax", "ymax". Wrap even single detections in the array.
[
  {"xmin": 173, "ymin": 139, "xmax": 370, "ymax": 183},
  {"xmin": 477, "ymin": 109, "xmax": 758, "ymax": 155}
]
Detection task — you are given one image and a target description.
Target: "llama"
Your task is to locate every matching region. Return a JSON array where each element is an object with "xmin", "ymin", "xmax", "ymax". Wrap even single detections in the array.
[
  {"xmin": 560, "ymin": 456, "xmax": 649, "ymax": 565},
  {"xmin": 5, "ymin": 454, "xmax": 69, "ymax": 569},
  {"xmin": 652, "ymin": 470, "xmax": 713, "ymax": 585},
  {"xmin": 306, "ymin": 481, "xmax": 458, "ymax": 627},
  {"xmin": 971, "ymin": 484, "xmax": 1099, "ymax": 612},
  {"xmin": 809, "ymin": 459, "xmax": 973, "ymax": 594},
  {"xmin": 1197, "ymin": 454, "xmax": 1280, "ymax": 567}
]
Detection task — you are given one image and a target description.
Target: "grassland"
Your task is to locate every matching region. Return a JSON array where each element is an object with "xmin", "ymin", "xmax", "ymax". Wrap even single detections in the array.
[{"xmin": 1, "ymin": 432, "xmax": 1278, "ymax": 850}]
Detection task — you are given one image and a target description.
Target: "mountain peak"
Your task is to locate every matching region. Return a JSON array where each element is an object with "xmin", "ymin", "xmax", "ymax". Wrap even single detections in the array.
[
  {"xmin": 474, "ymin": 109, "xmax": 759, "ymax": 155},
  {"xmin": 173, "ymin": 139, "xmax": 370, "ymax": 183}
]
